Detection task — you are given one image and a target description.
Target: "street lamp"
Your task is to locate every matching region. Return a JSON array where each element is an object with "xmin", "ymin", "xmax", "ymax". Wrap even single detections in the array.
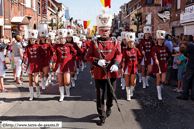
[{"xmin": 50, "ymin": 12, "xmax": 55, "ymax": 31}]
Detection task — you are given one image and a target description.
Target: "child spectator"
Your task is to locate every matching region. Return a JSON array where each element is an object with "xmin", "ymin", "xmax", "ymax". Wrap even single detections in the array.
[
  {"xmin": 172, "ymin": 47, "xmax": 179, "ymax": 90},
  {"xmin": 176, "ymin": 47, "xmax": 186, "ymax": 92},
  {"xmin": 0, "ymin": 44, "xmax": 8, "ymax": 92}
]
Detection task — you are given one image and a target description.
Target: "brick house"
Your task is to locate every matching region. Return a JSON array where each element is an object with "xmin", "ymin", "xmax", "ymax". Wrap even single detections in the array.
[
  {"xmin": 118, "ymin": 0, "xmax": 170, "ymax": 38},
  {"xmin": 179, "ymin": 0, "xmax": 194, "ymax": 35},
  {"xmin": 2, "ymin": 0, "xmax": 58, "ymax": 39},
  {"xmin": 170, "ymin": 0, "xmax": 186, "ymax": 36}
]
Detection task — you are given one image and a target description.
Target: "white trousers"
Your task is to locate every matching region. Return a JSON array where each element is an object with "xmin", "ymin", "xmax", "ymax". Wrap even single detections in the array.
[
  {"xmin": 8, "ymin": 51, "xmax": 12, "ymax": 60},
  {"xmin": 14, "ymin": 57, "xmax": 22, "ymax": 77}
]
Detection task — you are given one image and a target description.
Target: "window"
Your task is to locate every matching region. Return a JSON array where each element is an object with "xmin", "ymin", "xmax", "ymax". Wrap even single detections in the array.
[
  {"xmin": 38, "ymin": 2, "xmax": 40, "ymax": 15},
  {"xmin": 147, "ymin": 0, "xmax": 153, "ymax": 4},
  {"xmin": 26, "ymin": 0, "xmax": 31, "ymax": 8},
  {"xmin": 33, "ymin": 0, "xmax": 35, "ymax": 10},
  {"xmin": 177, "ymin": 0, "xmax": 181, "ymax": 9}
]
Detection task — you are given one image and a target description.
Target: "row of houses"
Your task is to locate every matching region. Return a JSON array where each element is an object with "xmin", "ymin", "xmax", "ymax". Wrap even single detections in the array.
[
  {"xmin": 0, "ymin": 0, "xmax": 84, "ymax": 39},
  {"xmin": 112, "ymin": 0, "xmax": 194, "ymax": 38}
]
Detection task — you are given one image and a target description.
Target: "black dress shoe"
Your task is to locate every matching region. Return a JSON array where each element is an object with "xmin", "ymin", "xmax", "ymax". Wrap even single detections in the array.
[
  {"xmin": 177, "ymin": 96, "xmax": 188, "ymax": 100},
  {"xmin": 106, "ymin": 108, "xmax": 111, "ymax": 117},
  {"xmin": 97, "ymin": 119, "xmax": 105, "ymax": 126}
]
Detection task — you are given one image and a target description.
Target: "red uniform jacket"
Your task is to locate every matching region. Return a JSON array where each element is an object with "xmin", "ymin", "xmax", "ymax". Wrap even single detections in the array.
[
  {"xmin": 24, "ymin": 44, "xmax": 46, "ymax": 73},
  {"xmin": 140, "ymin": 39, "xmax": 155, "ymax": 65},
  {"xmin": 85, "ymin": 40, "xmax": 91, "ymax": 49},
  {"xmin": 152, "ymin": 45, "xmax": 172, "ymax": 73},
  {"xmin": 121, "ymin": 47, "xmax": 142, "ymax": 74},
  {"xmin": 40, "ymin": 43, "xmax": 54, "ymax": 67},
  {"xmin": 67, "ymin": 42, "xmax": 81, "ymax": 67},
  {"xmin": 53, "ymin": 44, "xmax": 77, "ymax": 73},
  {"xmin": 121, "ymin": 43, "xmax": 127, "ymax": 53},
  {"xmin": 135, "ymin": 44, "xmax": 143, "ymax": 64},
  {"xmin": 86, "ymin": 37, "xmax": 122, "ymax": 80},
  {"xmin": 52, "ymin": 44, "xmax": 60, "ymax": 62},
  {"xmin": 80, "ymin": 41, "xmax": 87, "ymax": 61}
]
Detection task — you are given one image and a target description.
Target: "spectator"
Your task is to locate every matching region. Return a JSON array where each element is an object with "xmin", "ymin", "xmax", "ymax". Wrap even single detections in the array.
[
  {"xmin": 189, "ymin": 35, "xmax": 193, "ymax": 43},
  {"xmin": 13, "ymin": 35, "xmax": 23, "ymax": 84},
  {"xmin": 164, "ymin": 35, "xmax": 173, "ymax": 85},
  {"xmin": 177, "ymin": 42, "xmax": 194, "ymax": 100},
  {"xmin": 0, "ymin": 44, "xmax": 8, "ymax": 92},
  {"xmin": 4, "ymin": 36, "xmax": 10, "ymax": 45},
  {"xmin": 6, "ymin": 38, "xmax": 13, "ymax": 63},
  {"xmin": 172, "ymin": 47, "xmax": 179, "ymax": 89},
  {"xmin": 176, "ymin": 47, "xmax": 186, "ymax": 92},
  {"xmin": 179, "ymin": 34, "xmax": 184, "ymax": 47},
  {"xmin": 11, "ymin": 38, "xmax": 16, "ymax": 81},
  {"xmin": 172, "ymin": 38, "xmax": 178, "ymax": 47},
  {"xmin": 183, "ymin": 35, "xmax": 189, "ymax": 42},
  {"xmin": 0, "ymin": 36, "xmax": 4, "ymax": 44},
  {"xmin": 193, "ymin": 35, "xmax": 194, "ymax": 42},
  {"xmin": 165, "ymin": 35, "xmax": 173, "ymax": 52}
]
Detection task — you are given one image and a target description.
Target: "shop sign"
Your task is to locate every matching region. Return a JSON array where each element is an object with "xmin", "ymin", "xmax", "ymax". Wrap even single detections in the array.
[
  {"xmin": 41, "ymin": 0, "xmax": 47, "ymax": 17},
  {"xmin": 180, "ymin": 11, "xmax": 194, "ymax": 24}
]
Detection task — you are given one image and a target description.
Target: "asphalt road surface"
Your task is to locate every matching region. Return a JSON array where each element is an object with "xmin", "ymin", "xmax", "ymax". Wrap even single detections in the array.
[{"xmin": 1, "ymin": 63, "xmax": 194, "ymax": 129}]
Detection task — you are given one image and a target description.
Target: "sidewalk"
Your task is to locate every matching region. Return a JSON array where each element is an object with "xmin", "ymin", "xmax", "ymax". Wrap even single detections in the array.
[{"xmin": 0, "ymin": 60, "xmax": 20, "ymax": 117}]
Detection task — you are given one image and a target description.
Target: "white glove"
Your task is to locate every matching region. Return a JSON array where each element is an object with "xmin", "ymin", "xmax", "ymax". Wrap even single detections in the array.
[
  {"xmin": 110, "ymin": 64, "xmax": 118, "ymax": 73},
  {"xmin": 98, "ymin": 59, "xmax": 106, "ymax": 67}
]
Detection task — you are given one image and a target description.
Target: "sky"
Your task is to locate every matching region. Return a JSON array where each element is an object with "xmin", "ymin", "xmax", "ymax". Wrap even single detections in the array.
[{"xmin": 57, "ymin": 0, "xmax": 131, "ymax": 29}]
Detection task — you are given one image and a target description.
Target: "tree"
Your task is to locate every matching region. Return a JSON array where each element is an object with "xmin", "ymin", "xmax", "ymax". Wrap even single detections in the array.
[
  {"xmin": 56, "ymin": 5, "xmax": 62, "ymax": 29},
  {"xmin": 133, "ymin": 12, "xmax": 147, "ymax": 33},
  {"xmin": 59, "ymin": 23, "xmax": 64, "ymax": 29}
]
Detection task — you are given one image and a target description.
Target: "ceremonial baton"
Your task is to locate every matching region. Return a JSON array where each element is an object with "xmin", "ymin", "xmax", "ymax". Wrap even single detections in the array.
[
  {"xmin": 155, "ymin": 53, "xmax": 161, "ymax": 74},
  {"xmin": 93, "ymin": 39, "xmax": 125, "ymax": 123}
]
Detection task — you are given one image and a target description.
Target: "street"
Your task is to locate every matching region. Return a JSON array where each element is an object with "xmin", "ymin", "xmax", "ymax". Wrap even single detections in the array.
[{"xmin": 1, "ymin": 63, "xmax": 194, "ymax": 129}]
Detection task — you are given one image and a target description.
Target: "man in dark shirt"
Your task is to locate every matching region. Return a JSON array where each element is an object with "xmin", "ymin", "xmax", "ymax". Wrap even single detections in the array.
[{"xmin": 177, "ymin": 42, "xmax": 194, "ymax": 100}]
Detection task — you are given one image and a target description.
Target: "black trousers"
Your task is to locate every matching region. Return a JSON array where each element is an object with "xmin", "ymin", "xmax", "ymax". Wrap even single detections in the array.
[
  {"xmin": 183, "ymin": 67, "xmax": 194, "ymax": 98},
  {"xmin": 95, "ymin": 78, "xmax": 117, "ymax": 119}
]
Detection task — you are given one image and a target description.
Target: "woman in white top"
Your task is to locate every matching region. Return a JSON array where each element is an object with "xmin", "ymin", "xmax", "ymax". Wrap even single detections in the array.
[
  {"xmin": 13, "ymin": 35, "xmax": 23, "ymax": 84},
  {"xmin": 0, "ymin": 44, "xmax": 8, "ymax": 92}
]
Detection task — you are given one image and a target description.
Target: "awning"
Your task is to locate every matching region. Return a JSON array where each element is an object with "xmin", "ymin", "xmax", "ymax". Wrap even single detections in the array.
[{"xmin": 11, "ymin": 16, "xmax": 30, "ymax": 25}]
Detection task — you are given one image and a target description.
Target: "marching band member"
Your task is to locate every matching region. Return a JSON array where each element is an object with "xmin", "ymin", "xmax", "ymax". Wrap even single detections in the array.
[
  {"xmin": 53, "ymin": 29, "xmax": 77, "ymax": 102},
  {"xmin": 73, "ymin": 36, "xmax": 83, "ymax": 81},
  {"xmin": 140, "ymin": 26, "xmax": 155, "ymax": 88},
  {"xmin": 47, "ymin": 32, "xmax": 56, "ymax": 83},
  {"xmin": 24, "ymin": 30, "xmax": 46, "ymax": 101},
  {"xmin": 152, "ymin": 30, "xmax": 172, "ymax": 100},
  {"xmin": 66, "ymin": 30, "xmax": 81, "ymax": 88},
  {"xmin": 121, "ymin": 32, "xmax": 142, "ymax": 101},
  {"xmin": 52, "ymin": 35, "xmax": 60, "ymax": 81},
  {"xmin": 120, "ymin": 32, "xmax": 127, "ymax": 90},
  {"xmin": 48, "ymin": 32, "xmax": 56, "ymax": 46},
  {"xmin": 137, "ymin": 33, "xmax": 144, "ymax": 83},
  {"xmin": 86, "ymin": 7, "xmax": 122, "ymax": 126},
  {"xmin": 80, "ymin": 35, "xmax": 88, "ymax": 69},
  {"xmin": 39, "ymin": 30, "xmax": 54, "ymax": 89}
]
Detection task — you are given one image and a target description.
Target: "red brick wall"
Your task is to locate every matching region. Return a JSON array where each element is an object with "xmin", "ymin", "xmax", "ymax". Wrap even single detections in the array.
[
  {"xmin": 139, "ymin": 6, "xmax": 170, "ymax": 39},
  {"xmin": 4, "ymin": 0, "xmax": 49, "ymax": 38},
  {"xmin": 170, "ymin": 0, "xmax": 187, "ymax": 22}
]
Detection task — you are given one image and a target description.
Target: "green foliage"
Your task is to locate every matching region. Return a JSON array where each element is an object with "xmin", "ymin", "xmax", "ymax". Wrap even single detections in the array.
[{"xmin": 59, "ymin": 23, "xmax": 64, "ymax": 29}]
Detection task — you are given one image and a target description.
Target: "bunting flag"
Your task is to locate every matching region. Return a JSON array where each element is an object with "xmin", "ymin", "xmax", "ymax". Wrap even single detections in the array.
[
  {"xmin": 100, "ymin": 0, "xmax": 111, "ymax": 8},
  {"xmin": 93, "ymin": 26, "xmax": 97, "ymax": 34},
  {"xmin": 83, "ymin": 21, "xmax": 91, "ymax": 29},
  {"xmin": 87, "ymin": 28, "xmax": 92, "ymax": 37}
]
